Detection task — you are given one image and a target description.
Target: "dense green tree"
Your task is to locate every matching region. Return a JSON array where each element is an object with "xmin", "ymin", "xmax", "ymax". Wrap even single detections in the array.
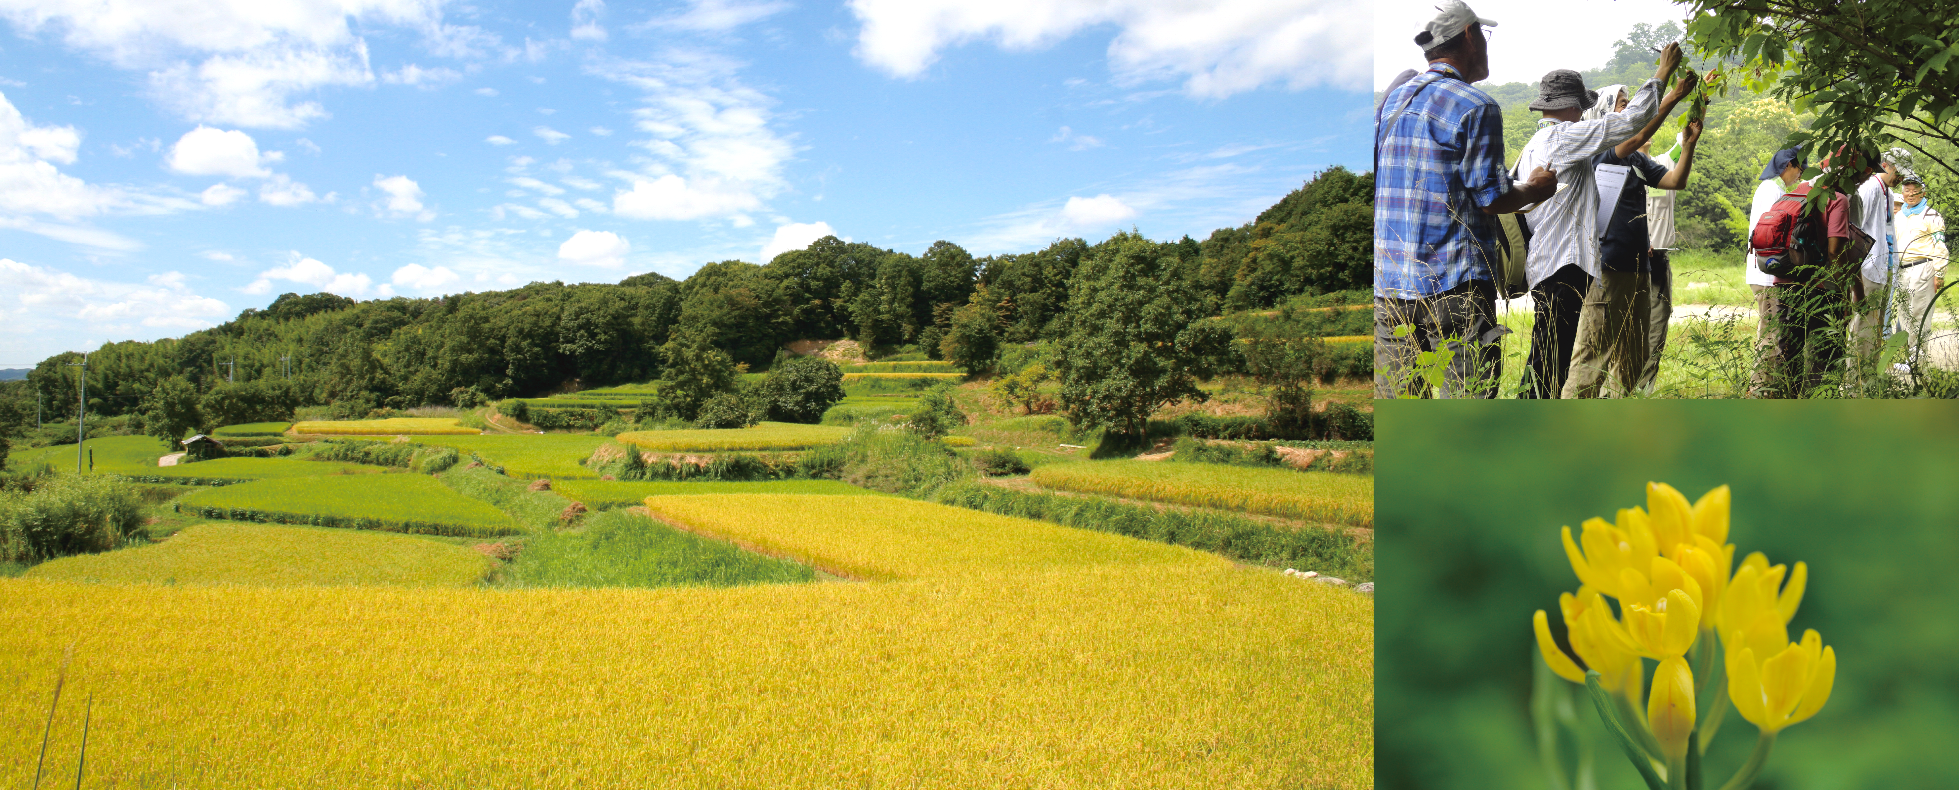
[
  {"xmin": 1053, "ymin": 233, "xmax": 1234, "ymax": 437},
  {"xmin": 199, "ymin": 381, "xmax": 296, "ymax": 428},
  {"xmin": 141, "ymin": 376, "xmax": 204, "ymax": 444},
  {"xmin": 907, "ymin": 383, "xmax": 967, "ymax": 439},
  {"xmin": 940, "ymin": 296, "xmax": 1001, "ymax": 375},
  {"xmin": 758, "ymin": 356, "xmax": 846, "ymax": 423},
  {"xmin": 656, "ymin": 323, "xmax": 740, "ymax": 422}
]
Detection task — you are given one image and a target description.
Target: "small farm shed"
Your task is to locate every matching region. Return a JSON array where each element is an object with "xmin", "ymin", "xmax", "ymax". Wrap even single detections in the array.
[{"xmin": 181, "ymin": 434, "xmax": 226, "ymax": 461}]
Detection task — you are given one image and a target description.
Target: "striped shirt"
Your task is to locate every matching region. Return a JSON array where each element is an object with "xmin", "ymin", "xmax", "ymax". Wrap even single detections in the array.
[
  {"xmin": 1513, "ymin": 79, "xmax": 1661, "ymax": 287},
  {"xmin": 1373, "ymin": 62, "xmax": 1510, "ymax": 300}
]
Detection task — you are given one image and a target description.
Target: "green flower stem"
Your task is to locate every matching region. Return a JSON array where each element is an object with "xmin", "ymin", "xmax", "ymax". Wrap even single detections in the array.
[
  {"xmin": 1716, "ymin": 731, "xmax": 1777, "ymax": 790},
  {"xmin": 1613, "ymin": 693, "xmax": 1667, "ymax": 765},
  {"xmin": 1695, "ymin": 635, "xmax": 1729, "ymax": 755},
  {"xmin": 1667, "ymin": 756, "xmax": 1688, "ymax": 790},
  {"xmin": 1533, "ymin": 655, "xmax": 1574, "ymax": 790},
  {"xmin": 1586, "ymin": 671, "xmax": 1667, "ymax": 790},
  {"xmin": 1685, "ymin": 727, "xmax": 1703, "ymax": 790}
]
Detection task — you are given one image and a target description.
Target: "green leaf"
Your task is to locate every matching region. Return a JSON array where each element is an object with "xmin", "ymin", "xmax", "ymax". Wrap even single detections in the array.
[
  {"xmin": 1914, "ymin": 43, "xmax": 1957, "ymax": 84},
  {"xmin": 1741, "ymin": 32, "xmax": 1765, "ymax": 62},
  {"xmin": 1584, "ymin": 671, "xmax": 1666, "ymax": 790}
]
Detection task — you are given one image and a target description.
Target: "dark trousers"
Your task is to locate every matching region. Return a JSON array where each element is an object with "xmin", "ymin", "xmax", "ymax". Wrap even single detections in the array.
[
  {"xmin": 1637, "ymin": 250, "xmax": 1672, "ymax": 392},
  {"xmin": 1751, "ymin": 284, "xmax": 1850, "ymax": 398},
  {"xmin": 1520, "ymin": 265, "xmax": 1593, "ymax": 399},
  {"xmin": 1374, "ymin": 278, "xmax": 1507, "ymax": 399}
]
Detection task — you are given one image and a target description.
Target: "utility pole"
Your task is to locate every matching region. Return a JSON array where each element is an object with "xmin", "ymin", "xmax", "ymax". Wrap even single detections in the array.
[
  {"xmin": 65, "ymin": 354, "xmax": 86, "ymax": 474},
  {"xmin": 223, "ymin": 358, "xmax": 236, "ymax": 383},
  {"xmin": 281, "ymin": 355, "xmax": 291, "ymax": 379}
]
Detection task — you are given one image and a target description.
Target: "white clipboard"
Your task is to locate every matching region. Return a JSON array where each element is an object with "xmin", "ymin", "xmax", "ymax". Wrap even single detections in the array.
[{"xmin": 1595, "ymin": 163, "xmax": 1631, "ymax": 238}]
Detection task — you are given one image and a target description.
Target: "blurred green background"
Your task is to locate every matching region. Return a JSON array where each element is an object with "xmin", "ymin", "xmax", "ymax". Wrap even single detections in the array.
[{"xmin": 1378, "ymin": 402, "xmax": 1959, "ymax": 790}]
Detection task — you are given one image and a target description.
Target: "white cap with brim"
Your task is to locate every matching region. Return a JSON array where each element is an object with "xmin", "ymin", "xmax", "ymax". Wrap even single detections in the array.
[{"xmin": 1415, "ymin": 0, "xmax": 1496, "ymax": 51}]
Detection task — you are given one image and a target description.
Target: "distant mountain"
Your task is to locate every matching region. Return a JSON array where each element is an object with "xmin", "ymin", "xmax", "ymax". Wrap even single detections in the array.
[{"xmin": 0, "ymin": 368, "xmax": 26, "ymax": 381}]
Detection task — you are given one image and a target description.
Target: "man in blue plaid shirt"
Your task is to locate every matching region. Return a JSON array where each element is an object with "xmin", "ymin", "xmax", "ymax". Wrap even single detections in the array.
[{"xmin": 1374, "ymin": 0, "xmax": 1553, "ymax": 398}]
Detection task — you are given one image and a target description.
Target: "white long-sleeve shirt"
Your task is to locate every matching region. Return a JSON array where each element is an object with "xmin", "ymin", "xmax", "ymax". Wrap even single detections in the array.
[
  {"xmin": 1516, "ymin": 79, "xmax": 1664, "ymax": 287},
  {"xmin": 1856, "ymin": 175, "xmax": 1894, "ymax": 283},
  {"xmin": 1746, "ymin": 178, "xmax": 1792, "ymax": 288}
]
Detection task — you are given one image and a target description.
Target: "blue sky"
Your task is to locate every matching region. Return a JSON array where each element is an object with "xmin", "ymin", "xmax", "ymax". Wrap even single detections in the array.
[{"xmin": 0, "ymin": 0, "xmax": 1370, "ymax": 365}]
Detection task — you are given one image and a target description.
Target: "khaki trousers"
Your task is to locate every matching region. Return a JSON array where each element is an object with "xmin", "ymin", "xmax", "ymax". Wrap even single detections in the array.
[
  {"xmin": 1563, "ymin": 270, "xmax": 1650, "ymax": 398},
  {"xmin": 1896, "ymin": 259, "xmax": 1941, "ymax": 357},
  {"xmin": 1846, "ymin": 275, "xmax": 1894, "ymax": 383}
]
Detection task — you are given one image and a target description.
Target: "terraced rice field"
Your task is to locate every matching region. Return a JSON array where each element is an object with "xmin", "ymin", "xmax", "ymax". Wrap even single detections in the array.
[
  {"xmin": 842, "ymin": 372, "xmax": 964, "ymax": 383},
  {"xmin": 8, "ymin": 435, "xmax": 173, "ymax": 475},
  {"xmin": 212, "ymin": 422, "xmax": 293, "ymax": 437},
  {"xmin": 176, "ymin": 474, "xmax": 520, "ymax": 537},
  {"xmin": 292, "ymin": 418, "xmax": 481, "ymax": 435},
  {"xmin": 552, "ymin": 478, "xmax": 881, "ymax": 509},
  {"xmin": 1030, "ymin": 461, "xmax": 1374, "ymax": 528},
  {"xmin": 411, "ymin": 434, "xmax": 610, "ymax": 478},
  {"xmin": 24, "ymin": 523, "xmax": 491, "ymax": 587},
  {"xmin": 617, "ymin": 422, "xmax": 849, "ymax": 452},
  {"xmin": 127, "ymin": 457, "xmax": 397, "ymax": 483},
  {"xmin": 837, "ymin": 361, "xmax": 959, "ymax": 373},
  {"xmin": 641, "ymin": 494, "xmax": 1223, "ymax": 580},
  {"xmin": 0, "ymin": 565, "xmax": 1370, "ymax": 789}
]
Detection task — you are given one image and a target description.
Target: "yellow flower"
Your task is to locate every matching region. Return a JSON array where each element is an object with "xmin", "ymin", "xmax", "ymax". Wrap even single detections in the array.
[
  {"xmin": 1646, "ymin": 482, "xmax": 1731, "ymax": 548},
  {"xmin": 1667, "ymin": 534, "xmax": 1734, "ymax": 631},
  {"xmin": 1560, "ymin": 510, "xmax": 1659, "ymax": 601},
  {"xmin": 1726, "ymin": 628, "xmax": 1835, "ymax": 733},
  {"xmin": 1534, "ymin": 588, "xmax": 1644, "ymax": 697},
  {"xmin": 1618, "ymin": 556, "xmax": 1704, "ymax": 658},
  {"xmin": 1647, "ymin": 655, "xmax": 1697, "ymax": 761},
  {"xmin": 1717, "ymin": 552, "xmax": 1807, "ymax": 636}
]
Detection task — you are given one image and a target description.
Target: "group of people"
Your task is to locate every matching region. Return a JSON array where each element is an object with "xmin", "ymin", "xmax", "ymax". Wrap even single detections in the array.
[
  {"xmin": 1372, "ymin": 0, "xmax": 1950, "ymax": 398},
  {"xmin": 1743, "ymin": 145, "xmax": 1950, "ymax": 396}
]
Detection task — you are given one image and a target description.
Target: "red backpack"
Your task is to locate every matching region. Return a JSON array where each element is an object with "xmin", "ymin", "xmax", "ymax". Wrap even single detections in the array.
[{"xmin": 1749, "ymin": 184, "xmax": 1826, "ymax": 278}]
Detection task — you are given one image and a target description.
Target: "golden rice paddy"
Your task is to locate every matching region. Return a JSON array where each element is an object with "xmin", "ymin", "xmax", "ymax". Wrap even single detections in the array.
[
  {"xmin": 1031, "ymin": 460, "xmax": 1374, "ymax": 527},
  {"xmin": 616, "ymin": 421, "xmax": 848, "ymax": 452},
  {"xmin": 24, "ymin": 523, "xmax": 491, "ymax": 587}
]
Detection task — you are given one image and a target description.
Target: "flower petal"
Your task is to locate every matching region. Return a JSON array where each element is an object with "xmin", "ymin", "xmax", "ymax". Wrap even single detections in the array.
[
  {"xmin": 1725, "ymin": 646, "xmax": 1768, "ymax": 730},
  {"xmin": 1535, "ymin": 610, "xmax": 1588, "ymax": 683},
  {"xmin": 1648, "ymin": 655, "xmax": 1697, "ymax": 760},
  {"xmin": 1692, "ymin": 485, "xmax": 1731, "ymax": 544},
  {"xmin": 1760, "ymin": 641, "xmax": 1814, "ymax": 726},
  {"xmin": 1647, "ymin": 482, "xmax": 1694, "ymax": 551},
  {"xmin": 1787, "ymin": 643, "xmax": 1835, "ymax": 727},
  {"xmin": 1777, "ymin": 561, "xmax": 1807, "ymax": 623},
  {"xmin": 1662, "ymin": 588, "xmax": 1701, "ymax": 656}
]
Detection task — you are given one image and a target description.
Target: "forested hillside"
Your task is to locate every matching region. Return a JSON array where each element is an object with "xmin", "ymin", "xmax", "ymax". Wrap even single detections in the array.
[{"xmin": 0, "ymin": 167, "xmax": 1371, "ymax": 435}]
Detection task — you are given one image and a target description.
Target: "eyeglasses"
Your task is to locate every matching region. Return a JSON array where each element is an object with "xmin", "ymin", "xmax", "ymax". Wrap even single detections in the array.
[{"xmin": 1481, "ymin": 25, "xmax": 1495, "ymax": 41}]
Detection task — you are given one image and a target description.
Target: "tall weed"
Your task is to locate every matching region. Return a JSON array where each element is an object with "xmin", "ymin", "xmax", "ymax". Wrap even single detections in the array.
[{"xmin": 0, "ymin": 475, "xmax": 146, "ymax": 562}]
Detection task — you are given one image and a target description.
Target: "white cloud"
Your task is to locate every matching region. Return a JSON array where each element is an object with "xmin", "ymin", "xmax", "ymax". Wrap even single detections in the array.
[
  {"xmin": 588, "ymin": 126, "xmax": 612, "ymax": 136},
  {"xmin": 572, "ymin": 197, "xmax": 608, "ymax": 213},
  {"xmin": 1374, "ymin": 0, "xmax": 1684, "ymax": 88},
  {"xmin": 760, "ymin": 221, "xmax": 838, "ymax": 262},
  {"xmin": 199, "ymin": 182, "xmax": 246, "ymax": 206},
  {"xmin": 848, "ymin": 0, "xmax": 1369, "ymax": 97},
  {"xmin": 383, "ymin": 63, "xmax": 462, "ymax": 88},
  {"xmin": 1051, "ymin": 125, "xmax": 1103, "ymax": 150},
  {"xmin": 509, "ymin": 176, "xmax": 564, "ymax": 195},
  {"xmin": 258, "ymin": 173, "xmax": 318, "ymax": 206},
  {"xmin": 244, "ymin": 253, "xmax": 387, "ymax": 298},
  {"xmin": 493, "ymin": 203, "xmax": 548, "ymax": 220},
  {"xmin": 373, "ymin": 174, "xmax": 433, "ymax": 220},
  {"xmin": 0, "ymin": 90, "xmax": 192, "ymax": 245},
  {"xmin": 390, "ymin": 262, "xmax": 458, "ymax": 292},
  {"xmin": 592, "ymin": 54, "xmax": 792, "ymax": 223},
  {"xmin": 539, "ymin": 197, "xmax": 579, "ymax": 218},
  {"xmin": 613, "ymin": 174, "xmax": 761, "ymax": 221},
  {"xmin": 165, "ymin": 125, "xmax": 275, "ymax": 177},
  {"xmin": 1061, "ymin": 194, "xmax": 1135, "ymax": 226},
  {"xmin": 0, "ymin": 260, "xmax": 232, "ymax": 355},
  {"xmin": 0, "ymin": 0, "xmax": 466, "ymax": 128},
  {"xmin": 571, "ymin": 0, "xmax": 607, "ymax": 41},
  {"xmin": 642, "ymin": 0, "xmax": 790, "ymax": 31},
  {"xmin": 558, "ymin": 229, "xmax": 630, "ymax": 268},
  {"xmin": 534, "ymin": 125, "xmax": 570, "ymax": 144},
  {"xmin": 486, "ymin": 134, "xmax": 516, "ymax": 145},
  {"xmin": 561, "ymin": 176, "xmax": 602, "ymax": 190},
  {"xmin": 474, "ymin": 86, "xmax": 499, "ymax": 97}
]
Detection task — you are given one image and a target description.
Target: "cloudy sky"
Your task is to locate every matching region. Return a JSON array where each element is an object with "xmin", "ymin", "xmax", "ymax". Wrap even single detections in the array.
[
  {"xmin": 0, "ymin": 0, "xmax": 1371, "ymax": 365},
  {"xmin": 1374, "ymin": 0, "xmax": 1685, "ymax": 89}
]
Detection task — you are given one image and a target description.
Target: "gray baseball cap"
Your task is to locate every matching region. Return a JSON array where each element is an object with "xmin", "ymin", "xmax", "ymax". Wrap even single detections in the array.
[
  {"xmin": 1530, "ymin": 70, "xmax": 1597, "ymax": 112},
  {"xmin": 1414, "ymin": 0, "xmax": 1496, "ymax": 50}
]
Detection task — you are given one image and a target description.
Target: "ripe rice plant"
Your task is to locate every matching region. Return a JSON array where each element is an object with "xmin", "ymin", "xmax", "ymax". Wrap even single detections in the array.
[
  {"xmin": 176, "ymin": 475, "xmax": 521, "ymax": 538},
  {"xmin": 0, "ymin": 565, "xmax": 1371, "ymax": 789},
  {"xmin": 292, "ymin": 418, "xmax": 481, "ymax": 435},
  {"xmin": 501, "ymin": 508, "xmax": 815, "ymax": 588},
  {"xmin": 212, "ymin": 422, "xmax": 293, "ymax": 437},
  {"xmin": 25, "ymin": 523, "xmax": 491, "ymax": 587},
  {"xmin": 553, "ymin": 479, "xmax": 881, "ymax": 509},
  {"xmin": 616, "ymin": 422, "xmax": 849, "ymax": 453},
  {"xmin": 841, "ymin": 372, "xmax": 964, "ymax": 383},
  {"xmin": 410, "ymin": 434, "xmax": 612, "ymax": 479},
  {"xmin": 1029, "ymin": 461, "xmax": 1373, "ymax": 528},
  {"xmin": 641, "ymin": 494, "xmax": 1224, "ymax": 580}
]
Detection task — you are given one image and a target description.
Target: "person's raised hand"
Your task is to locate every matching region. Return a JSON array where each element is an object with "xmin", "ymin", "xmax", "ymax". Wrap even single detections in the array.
[
  {"xmin": 1655, "ymin": 42, "xmax": 1682, "ymax": 83},
  {"xmin": 1684, "ymin": 119, "xmax": 1703, "ymax": 146},
  {"xmin": 1664, "ymin": 69, "xmax": 1698, "ymax": 104}
]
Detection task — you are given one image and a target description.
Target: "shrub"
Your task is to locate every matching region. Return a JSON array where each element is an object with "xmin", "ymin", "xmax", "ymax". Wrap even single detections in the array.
[
  {"xmin": 809, "ymin": 426, "xmax": 968, "ymax": 496},
  {"xmin": 1323, "ymin": 402, "xmax": 1373, "ymax": 441},
  {"xmin": 526, "ymin": 407, "xmax": 611, "ymax": 431},
  {"xmin": 972, "ymin": 448, "xmax": 1030, "ymax": 476},
  {"xmin": 0, "ymin": 474, "xmax": 146, "ymax": 562},
  {"xmin": 759, "ymin": 356, "xmax": 847, "ymax": 423},
  {"xmin": 694, "ymin": 392, "xmax": 757, "ymax": 429},
  {"xmin": 500, "ymin": 399, "xmax": 531, "ymax": 423},
  {"xmin": 311, "ymin": 440, "xmax": 459, "ymax": 474},
  {"xmin": 907, "ymin": 384, "xmax": 966, "ymax": 440},
  {"xmin": 1169, "ymin": 436, "xmax": 1284, "ymax": 468}
]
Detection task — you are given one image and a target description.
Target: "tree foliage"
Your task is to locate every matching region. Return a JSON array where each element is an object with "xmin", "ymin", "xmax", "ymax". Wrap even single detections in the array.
[
  {"xmin": 1053, "ymin": 233, "xmax": 1236, "ymax": 437},
  {"xmin": 141, "ymin": 376, "xmax": 203, "ymax": 444},
  {"xmin": 757, "ymin": 356, "xmax": 846, "ymax": 424}
]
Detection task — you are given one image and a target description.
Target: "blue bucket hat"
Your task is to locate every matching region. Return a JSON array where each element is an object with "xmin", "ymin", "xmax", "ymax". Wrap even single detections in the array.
[{"xmin": 1760, "ymin": 146, "xmax": 1805, "ymax": 180}]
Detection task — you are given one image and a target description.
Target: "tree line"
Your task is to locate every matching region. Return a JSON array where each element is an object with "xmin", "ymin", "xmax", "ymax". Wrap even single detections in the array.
[{"xmin": 0, "ymin": 166, "xmax": 1371, "ymax": 449}]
